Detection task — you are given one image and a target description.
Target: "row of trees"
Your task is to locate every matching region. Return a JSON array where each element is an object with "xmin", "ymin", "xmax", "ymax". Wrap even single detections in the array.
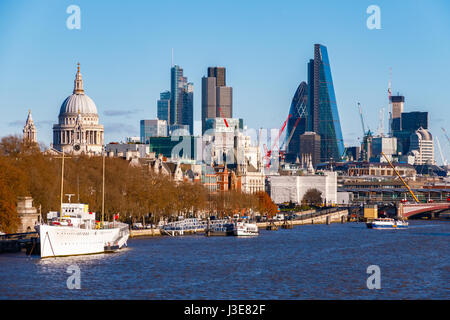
[{"xmin": 0, "ymin": 135, "xmax": 278, "ymax": 233}]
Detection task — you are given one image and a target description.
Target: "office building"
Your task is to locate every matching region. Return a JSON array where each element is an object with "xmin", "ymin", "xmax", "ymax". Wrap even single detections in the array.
[
  {"xmin": 299, "ymin": 131, "xmax": 321, "ymax": 166},
  {"xmin": 372, "ymin": 136, "xmax": 397, "ymax": 160},
  {"xmin": 286, "ymin": 81, "xmax": 308, "ymax": 162},
  {"xmin": 391, "ymin": 95, "xmax": 405, "ymax": 132},
  {"xmin": 201, "ymin": 67, "xmax": 233, "ymax": 133},
  {"xmin": 140, "ymin": 119, "xmax": 168, "ymax": 143},
  {"xmin": 157, "ymin": 91, "xmax": 171, "ymax": 123},
  {"xmin": 307, "ymin": 44, "xmax": 345, "ymax": 162},
  {"xmin": 285, "ymin": 44, "xmax": 344, "ymax": 164},
  {"xmin": 401, "ymin": 111, "xmax": 428, "ymax": 132},
  {"xmin": 409, "ymin": 127, "xmax": 434, "ymax": 165}
]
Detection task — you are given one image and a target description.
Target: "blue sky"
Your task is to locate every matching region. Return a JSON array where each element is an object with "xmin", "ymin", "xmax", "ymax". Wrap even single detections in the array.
[{"xmin": 0, "ymin": 0, "xmax": 449, "ymax": 164}]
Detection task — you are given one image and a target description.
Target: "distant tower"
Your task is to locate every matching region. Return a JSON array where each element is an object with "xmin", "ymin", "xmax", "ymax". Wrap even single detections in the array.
[{"xmin": 23, "ymin": 109, "xmax": 37, "ymax": 143}]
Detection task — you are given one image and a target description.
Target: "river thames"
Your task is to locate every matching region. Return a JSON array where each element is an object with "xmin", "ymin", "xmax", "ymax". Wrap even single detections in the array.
[{"xmin": 0, "ymin": 221, "xmax": 448, "ymax": 299}]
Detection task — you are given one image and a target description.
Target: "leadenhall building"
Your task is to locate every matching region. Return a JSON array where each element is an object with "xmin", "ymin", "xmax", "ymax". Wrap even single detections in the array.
[{"xmin": 52, "ymin": 63, "xmax": 104, "ymax": 155}]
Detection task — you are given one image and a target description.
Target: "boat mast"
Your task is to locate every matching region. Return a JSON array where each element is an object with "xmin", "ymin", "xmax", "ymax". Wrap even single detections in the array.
[
  {"xmin": 102, "ymin": 149, "xmax": 105, "ymax": 225},
  {"xmin": 60, "ymin": 151, "xmax": 65, "ymax": 221}
]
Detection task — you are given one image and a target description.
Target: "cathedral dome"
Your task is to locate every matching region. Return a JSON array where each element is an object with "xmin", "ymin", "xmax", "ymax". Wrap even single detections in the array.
[
  {"xmin": 59, "ymin": 93, "xmax": 98, "ymax": 115},
  {"xmin": 58, "ymin": 63, "xmax": 98, "ymax": 116}
]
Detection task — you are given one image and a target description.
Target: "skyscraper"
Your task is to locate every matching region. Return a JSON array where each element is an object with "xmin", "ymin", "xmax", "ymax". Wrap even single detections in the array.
[
  {"xmin": 182, "ymin": 82, "xmax": 194, "ymax": 135},
  {"xmin": 157, "ymin": 91, "xmax": 171, "ymax": 123},
  {"xmin": 159, "ymin": 65, "xmax": 193, "ymax": 134},
  {"xmin": 286, "ymin": 81, "xmax": 308, "ymax": 162},
  {"xmin": 285, "ymin": 44, "xmax": 344, "ymax": 164},
  {"xmin": 208, "ymin": 67, "xmax": 226, "ymax": 87},
  {"xmin": 391, "ymin": 95, "xmax": 405, "ymax": 132},
  {"xmin": 308, "ymin": 44, "xmax": 344, "ymax": 163},
  {"xmin": 170, "ymin": 65, "xmax": 186, "ymax": 126},
  {"xmin": 201, "ymin": 67, "xmax": 232, "ymax": 133}
]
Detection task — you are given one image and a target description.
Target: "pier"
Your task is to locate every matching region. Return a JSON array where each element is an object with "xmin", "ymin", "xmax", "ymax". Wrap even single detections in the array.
[
  {"xmin": 257, "ymin": 208, "xmax": 348, "ymax": 228},
  {"xmin": 0, "ymin": 232, "xmax": 39, "ymax": 254}
]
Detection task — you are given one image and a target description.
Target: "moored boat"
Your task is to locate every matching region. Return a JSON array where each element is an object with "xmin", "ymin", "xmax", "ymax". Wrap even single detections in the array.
[
  {"xmin": 36, "ymin": 204, "xmax": 129, "ymax": 258},
  {"xmin": 231, "ymin": 220, "xmax": 259, "ymax": 236},
  {"xmin": 366, "ymin": 218, "xmax": 409, "ymax": 230}
]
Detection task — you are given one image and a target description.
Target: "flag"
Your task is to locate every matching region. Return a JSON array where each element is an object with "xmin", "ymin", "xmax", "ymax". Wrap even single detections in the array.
[{"xmin": 114, "ymin": 213, "xmax": 119, "ymax": 221}]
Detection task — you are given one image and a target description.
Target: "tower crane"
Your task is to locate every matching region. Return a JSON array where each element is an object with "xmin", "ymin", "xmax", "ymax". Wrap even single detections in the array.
[
  {"xmin": 279, "ymin": 100, "xmax": 308, "ymax": 154},
  {"xmin": 264, "ymin": 114, "xmax": 291, "ymax": 168},
  {"xmin": 442, "ymin": 127, "xmax": 450, "ymax": 148},
  {"xmin": 435, "ymin": 136, "xmax": 447, "ymax": 166},
  {"xmin": 358, "ymin": 102, "xmax": 366, "ymax": 137},
  {"xmin": 381, "ymin": 152, "xmax": 419, "ymax": 203}
]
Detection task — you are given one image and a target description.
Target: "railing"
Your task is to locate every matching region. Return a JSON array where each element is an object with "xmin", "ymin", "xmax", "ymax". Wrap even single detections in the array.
[
  {"xmin": 295, "ymin": 207, "xmax": 347, "ymax": 221},
  {"xmin": 0, "ymin": 232, "xmax": 37, "ymax": 240}
]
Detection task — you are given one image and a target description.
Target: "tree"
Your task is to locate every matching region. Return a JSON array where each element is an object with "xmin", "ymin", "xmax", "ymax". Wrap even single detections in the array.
[
  {"xmin": 255, "ymin": 191, "xmax": 278, "ymax": 217},
  {"xmin": 302, "ymin": 188, "xmax": 323, "ymax": 206}
]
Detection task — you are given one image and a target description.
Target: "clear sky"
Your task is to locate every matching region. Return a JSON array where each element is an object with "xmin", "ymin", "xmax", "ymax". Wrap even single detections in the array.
[{"xmin": 1, "ymin": 0, "xmax": 449, "ymax": 164}]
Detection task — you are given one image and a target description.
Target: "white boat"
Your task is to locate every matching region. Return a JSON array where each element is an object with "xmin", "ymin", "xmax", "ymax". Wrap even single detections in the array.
[
  {"xmin": 35, "ymin": 151, "xmax": 129, "ymax": 258},
  {"xmin": 366, "ymin": 218, "xmax": 409, "ymax": 230},
  {"xmin": 36, "ymin": 203, "xmax": 129, "ymax": 258},
  {"xmin": 205, "ymin": 220, "xmax": 234, "ymax": 236},
  {"xmin": 231, "ymin": 221, "xmax": 259, "ymax": 236}
]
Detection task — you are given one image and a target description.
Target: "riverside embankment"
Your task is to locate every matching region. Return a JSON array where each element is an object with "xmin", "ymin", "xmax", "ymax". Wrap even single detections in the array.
[{"xmin": 129, "ymin": 208, "xmax": 349, "ymax": 237}]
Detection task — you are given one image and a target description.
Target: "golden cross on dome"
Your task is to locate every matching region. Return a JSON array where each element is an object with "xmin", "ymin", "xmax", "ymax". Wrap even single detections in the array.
[{"xmin": 77, "ymin": 62, "xmax": 80, "ymax": 72}]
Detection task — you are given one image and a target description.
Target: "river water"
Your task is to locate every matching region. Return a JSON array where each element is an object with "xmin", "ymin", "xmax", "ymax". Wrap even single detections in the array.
[{"xmin": 0, "ymin": 221, "xmax": 448, "ymax": 299}]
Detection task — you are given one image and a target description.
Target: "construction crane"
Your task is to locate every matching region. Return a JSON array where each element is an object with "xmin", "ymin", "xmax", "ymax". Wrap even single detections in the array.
[
  {"xmin": 279, "ymin": 100, "xmax": 308, "ymax": 155},
  {"xmin": 264, "ymin": 114, "xmax": 291, "ymax": 168},
  {"xmin": 442, "ymin": 127, "xmax": 450, "ymax": 148},
  {"xmin": 358, "ymin": 102, "xmax": 367, "ymax": 137},
  {"xmin": 381, "ymin": 152, "xmax": 419, "ymax": 203},
  {"xmin": 218, "ymin": 106, "xmax": 229, "ymax": 128},
  {"xmin": 377, "ymin": 107, "xmax": 385, "ymax": 137},
  {"xmin": 435, "ymin": 136, "xmax": 447, "ymax": 166}
]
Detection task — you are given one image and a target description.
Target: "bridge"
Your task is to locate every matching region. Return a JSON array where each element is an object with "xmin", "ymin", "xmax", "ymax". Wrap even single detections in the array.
[{"xmin": 402, "ymin": 203, "xmax": 450, "ymax": 219}]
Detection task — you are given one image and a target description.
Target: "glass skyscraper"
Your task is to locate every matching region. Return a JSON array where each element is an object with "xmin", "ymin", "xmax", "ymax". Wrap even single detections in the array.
[
  {"xmin": 157, "ymin": 91, "xmax": 171, "ymax": 123},
  {"xmin": 286, "ymin": 81, "xmax": 308, "ymax": 161},
  {"xmin": 160, "ymin": 65, "xmax": 193, "ymax": 134},
  {"xmin": 285, "ymin": 44, "xmax": 344, "ymax": 164},
  {"xmin": 308, "ymin": 44, "xmax": 344, "ymax": 163}
]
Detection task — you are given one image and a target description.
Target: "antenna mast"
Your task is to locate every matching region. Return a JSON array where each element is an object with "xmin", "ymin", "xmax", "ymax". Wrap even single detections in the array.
[{"xmin": 388, "ymin": 68, "xmax": 392, "ymax": 136}]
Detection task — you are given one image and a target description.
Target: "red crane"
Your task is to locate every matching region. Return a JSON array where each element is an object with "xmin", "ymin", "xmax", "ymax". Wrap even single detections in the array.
[
  {"xmin": 218, "ymin": 106, "xmax": 229, "ymax": 127},
  {"xmin": 279, "ymin": 100, "xmax": 307, "ymax": 160},
  {"xmin": 264, "ymin": 114, "xmax": 291, "ymax": 168}
]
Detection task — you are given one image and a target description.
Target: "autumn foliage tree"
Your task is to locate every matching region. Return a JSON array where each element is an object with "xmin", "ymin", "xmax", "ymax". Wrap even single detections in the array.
[{"xmin": 0, "ymin": 134, "xmax": 277, "ymax": 232}]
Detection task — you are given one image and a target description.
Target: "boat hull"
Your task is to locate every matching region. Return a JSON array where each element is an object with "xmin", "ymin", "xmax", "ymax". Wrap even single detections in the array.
[
  {"xmin": 232, "ymin": 222, "xmax": 259, "ymax": 236},
  {"xmin": 366, "ymin": 221, "xmax": 408, "ymax": 230},
  {"xmin": 36, "ymin": 224, "xmax": 129, "ymax": 258}
]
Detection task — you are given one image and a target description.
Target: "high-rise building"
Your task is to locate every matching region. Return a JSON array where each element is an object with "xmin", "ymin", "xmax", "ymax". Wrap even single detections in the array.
[
  {"xmin": 308, "ymin": 44, "xmax": 344, "ymax": 162},
  {"xmin": 140, "ymin": 119, "xmax": 168, "ymax": 143},
  {"xmin": 157, "ymin": 91, "xmax": 171, "ymax": 123},
  {"xmin": 285, "ymin": 45, "xmax": 344, "ymax": 164},
  {"xmin": 401, "ymin": 111, "xmax": 428, "ymax": 132},
  {"xmin": 208, "ymin": 67, "xmax": 226, "ymax": 87},
  {"xmin": 299, "ymin": 131, "xmax": 321, "ymax": 166},
  {"xmin": 409, "ymin": 127, "xmax": 434, "ymax": 165},
  {"xmin": 201, "ymin": 67, "xmax": 232, "ymax": 133},
  {"xmin": 391, "ymin": 95, "xmax": 405, "ymax": 132},
  {"xmin": 182, "ymin": 82, "xmax": 194, "ymax": 135},
  {"xmin": 160, "ymin": 65, "xmax": 193, "ymax": 134},
  {"xmin": 170, "ymin": 65, "xmax": 185, "ymax": 126},
  {"xmin": 286, "ymin": 81, "xmax": 308, "ymax": 162}
]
